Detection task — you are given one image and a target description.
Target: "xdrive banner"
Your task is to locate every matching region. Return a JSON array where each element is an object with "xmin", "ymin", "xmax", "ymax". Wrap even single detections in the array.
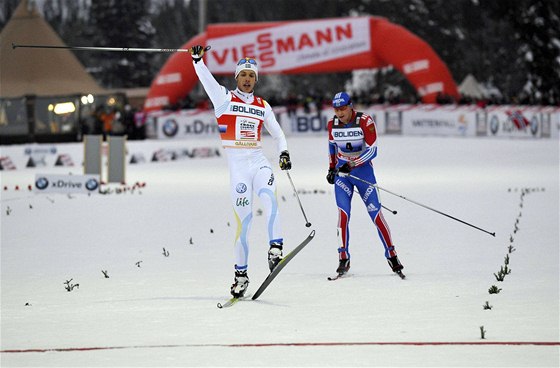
[{"xmin": 34, "ymin": 174, "xmax": 100, "ymax": 194}]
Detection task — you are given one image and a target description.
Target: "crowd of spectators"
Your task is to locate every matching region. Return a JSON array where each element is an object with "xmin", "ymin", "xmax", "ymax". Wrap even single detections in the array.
[
  {"xmin": 81, "ymin": 103, "xmax": 145, "ymax": 140},
  {"xmin": 161, "ymin": 87, "xmax": 559, "ymax": 115}
]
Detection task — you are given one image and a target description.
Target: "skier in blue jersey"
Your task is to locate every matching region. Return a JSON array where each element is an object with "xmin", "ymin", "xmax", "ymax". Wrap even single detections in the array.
[{"xmin": 326, "ymin": 92, "xmax": 405, "ymax": 278}]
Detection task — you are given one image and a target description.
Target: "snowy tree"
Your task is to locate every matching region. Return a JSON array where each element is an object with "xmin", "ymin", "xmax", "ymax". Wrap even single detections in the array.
[
  {"xmin": 0, "ymin": 0, "xmax": 19, "ymax": 30},
  {"xmin": 86, "ymin": 0, "xmax": 156, "ymax": 88},
  {"xmin": 150, "ymin": 0, "xmax": 199, "ymax": 73},
  {"xmin": 485, "ymin": 0, "xmax": 560, "ymax": 104},
  {"xmin": 1, "ymin": 0, "xmax": 558, "ymax": 104}
]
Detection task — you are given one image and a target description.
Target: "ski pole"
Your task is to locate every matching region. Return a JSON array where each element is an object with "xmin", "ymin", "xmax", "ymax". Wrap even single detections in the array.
[
  {"xmin": 12, "ymin": 43, "xmax": 211, "ymax": 54},
  {"xmin": 381, "ymin": 204, "xmax": 397, "ymax": 215},
  {"xmin": 286, "ymin": 171, "xmax": 312, "ymax": 227},
  {"xmin": 344, "ymin": 173, "xmax": 495, "ymax": 237},
  {"xmin": 353, "ymin": 189, "xmax": 397, "ymax": 215}
]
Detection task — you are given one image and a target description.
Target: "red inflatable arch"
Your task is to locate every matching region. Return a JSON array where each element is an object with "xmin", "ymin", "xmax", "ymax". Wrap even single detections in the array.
[{"xmin": 145, "ymin": 16, "xmax": 459, "ymax": 111}]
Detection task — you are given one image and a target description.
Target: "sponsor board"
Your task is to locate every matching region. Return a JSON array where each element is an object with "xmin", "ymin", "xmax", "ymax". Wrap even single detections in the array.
[
  {"xmin": 289, "ymin": 113, "xmax": 329, "ymax": 134},
  {"xmin": 24, "ymin": 146, "xmax": 57, "ymax": 167},
  {"xmin": 385, "ymin": 110, "xmax": 403, "ymax": 135},
  {"xmin": 401, "ymin": 106, "xmax": 476, "ymax": 136},
  {"xmin": 148, "ymin": 147, "xmax": 221, "ymax": 161},
  {"xmin": 206, "ymin": 17, "xmax": 371, "ymax": 74},
  {"xmin": 34, "ymin": 174, "xmax": 100, "ymax": 194},
  {"xmin": 156, "ymin": 111, "xmax": 220, "ymax": 139},
  {"xmin": 275, "ymin": 107, "xmax": 387, "ymax": 135},
  {"xmin": 484, "ymin": 106, "xmax": 554, "ymax": 138},
  {"xmin": 147, "ymin": 105, "xmax": 560, "ymax": 140}
]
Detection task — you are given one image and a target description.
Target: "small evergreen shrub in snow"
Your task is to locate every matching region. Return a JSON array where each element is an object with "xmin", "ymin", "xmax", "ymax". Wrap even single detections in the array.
[{"xmin": 488, "ymin": 285, "xmax": 502, "ymax": 294}]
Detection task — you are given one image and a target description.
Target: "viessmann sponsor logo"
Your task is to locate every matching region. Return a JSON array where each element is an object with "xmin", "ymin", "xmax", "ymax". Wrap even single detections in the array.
[{"xmin": 206, "ymin": 17, "xmax": 370, "ymax": 72}]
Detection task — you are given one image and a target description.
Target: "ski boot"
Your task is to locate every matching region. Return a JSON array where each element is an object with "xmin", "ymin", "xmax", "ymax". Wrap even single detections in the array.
[
  {"xmin": 387, "ymin": 255, "xmax": 405, "ymax": 279},
  {"xmin": 336, "ymin": 259, "xmax": 350, "ymax": 275},
  {"xmin": 268, "ymin": 241, "xmax": 283, "ymax": 272},
  {"xmin": 230, "ymin": 269, "xmax": 249, "ymax": 298}
]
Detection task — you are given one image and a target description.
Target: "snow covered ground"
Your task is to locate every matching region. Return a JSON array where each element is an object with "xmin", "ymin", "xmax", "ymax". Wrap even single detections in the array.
[{"xmin": 1, "ymin": 135, "xmax": 558, "ymax": 367}]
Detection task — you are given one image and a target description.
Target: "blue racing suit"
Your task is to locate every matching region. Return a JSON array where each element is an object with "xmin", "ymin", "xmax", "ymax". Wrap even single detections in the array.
[{"xmin": 327, "ymin": 111, "xmax": 397, "ymax": 261}]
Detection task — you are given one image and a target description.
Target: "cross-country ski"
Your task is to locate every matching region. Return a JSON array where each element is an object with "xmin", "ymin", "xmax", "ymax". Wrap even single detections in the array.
[
  {"xmin": 217, "ymin": 294, "xmax": 252, "ymax": 309},
  {"xmin": 252, "ymin": 230, "xmax": 315, "ymax": 300}
]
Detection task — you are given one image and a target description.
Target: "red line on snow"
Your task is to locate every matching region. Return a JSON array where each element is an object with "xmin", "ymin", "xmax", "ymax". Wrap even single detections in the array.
[{"xmin": 2, "ymin": 341, "xmax": 559, "ymax": 353}]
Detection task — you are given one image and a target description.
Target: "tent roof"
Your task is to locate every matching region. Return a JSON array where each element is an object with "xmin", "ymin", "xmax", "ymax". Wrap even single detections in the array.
[
  {"xmin": 458, "ymin": 74, "xmax": 485, "ymax": 99},
  {"xmin": 458, "ymin": 74, "xmax": 503, "ymax": 99},
  {"xmin": 0, "ymin": 0, "xmax": 106, "ymax": 98}
]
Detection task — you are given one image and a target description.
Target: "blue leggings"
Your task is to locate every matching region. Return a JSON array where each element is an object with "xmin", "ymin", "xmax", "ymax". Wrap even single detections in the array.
[{"xmin": 333, "ymin": 164, "xmax": 396, "ymax": 260}]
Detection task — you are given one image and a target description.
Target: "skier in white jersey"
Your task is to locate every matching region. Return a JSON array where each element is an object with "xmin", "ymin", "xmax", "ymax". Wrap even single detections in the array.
[{"xmin": 190, "ymin": 45, "xmax": 291, "ymax": 298}]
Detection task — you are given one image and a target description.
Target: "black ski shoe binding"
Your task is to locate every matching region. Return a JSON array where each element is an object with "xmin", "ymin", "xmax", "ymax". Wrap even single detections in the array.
[
  {"xmin": 336, "ymin": 259, "xmax": 350, "ymax": 275},
  {"xmin": 387, "ymin": 256, "xmax": 405, "ymax": 279},
  {"xmin": 230, "ymin": 269, "xmax": 249, "ymax": 298},
  {"xmin": 268, "ymin": 242, "xmax": 283, "ymax": 272}
]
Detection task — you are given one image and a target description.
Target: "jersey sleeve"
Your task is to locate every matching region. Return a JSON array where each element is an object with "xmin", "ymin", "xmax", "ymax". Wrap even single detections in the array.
[
  {"xmin": 192, "ymin": 59, "xmax": 231, "ymax": 117},
  {"xmin": 351, "ymin": 114, "xmax": 378, "ymax": 166},
  {"xmin": 327, "ymin": 119, "xmax": 337, "ymax": 169},
  {"xmin": 263, "ymin": 100, "xmax": 288, "ymax": 153}
]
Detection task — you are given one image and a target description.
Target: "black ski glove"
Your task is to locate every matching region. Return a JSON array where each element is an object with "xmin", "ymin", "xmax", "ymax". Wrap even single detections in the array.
[
  {"xmin": 190, "ymin": 45, "xmax": 205, "ymax": 63},
  {"xmin": 326, "ymin": 168, "xmax": 336, "ymax": 184},
  {"xmin": 279, "ymin": 151, "xmax": 291, "ymax": 170},
  {"xmin": 336, "ymin": 163, "xmax": 352, "ymax": 175}
]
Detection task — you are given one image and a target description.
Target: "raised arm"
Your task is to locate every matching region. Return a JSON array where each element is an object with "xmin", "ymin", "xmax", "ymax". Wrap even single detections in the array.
[{"xmin": 191, "ymin": 46, "xmax": 230, "ymax": 116}]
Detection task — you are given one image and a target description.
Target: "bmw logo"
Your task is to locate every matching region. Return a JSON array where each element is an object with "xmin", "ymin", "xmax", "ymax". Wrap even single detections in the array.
[
  {"xmin": 163, "ymin": 119, "xmax": 179, "ymax": 137},
  {"xmin": 35, "ymin": 177, "xmax": 49, "ymax": 190},
  {"xmin": 236, "ymin": 183, "xmax": 247, "ymax": 193},
  {"xmin": 85, "ymin": 178, "xmax": 100, "ymax": 191}
]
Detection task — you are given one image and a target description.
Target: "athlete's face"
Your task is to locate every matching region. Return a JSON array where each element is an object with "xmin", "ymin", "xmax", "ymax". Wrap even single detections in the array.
[
  {"xmin": 236, "ymin": 70, "xmax": 257, "ymax": 93},
  {"xmin": 334, "ymin": 105, "xmax": 353, "ymax": 123}
]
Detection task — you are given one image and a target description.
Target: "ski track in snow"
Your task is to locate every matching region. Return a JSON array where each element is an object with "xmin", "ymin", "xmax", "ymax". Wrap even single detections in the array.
[{"xmin": 1, "ymin": 135, "xmax": 558, "ymax": 367}]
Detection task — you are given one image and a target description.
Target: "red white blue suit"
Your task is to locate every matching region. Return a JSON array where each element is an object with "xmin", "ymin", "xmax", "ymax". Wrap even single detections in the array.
[{"xmin": 327, "ymin": 111, "xmax": 397, "ymax": 262}]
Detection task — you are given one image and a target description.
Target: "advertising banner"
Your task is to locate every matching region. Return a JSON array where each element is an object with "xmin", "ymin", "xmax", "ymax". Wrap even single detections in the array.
[
  {"xmin": 483, "ymin": 106, "xmax": 557, "ymax": 138},
  {"xmin": 278, "ymin": 110, "xmax": 329, "ymax": 135},
  {"xmin": 145, "ymin": 16, "xmax": 461, "ymax": 111},
  {"xmin": 23, "ymin": 145, "xmax": 58, "ymax": 167},
  {"xmin": 155, "ymin": 110, "xmax": 220, "ymax": 140},
  {"xmin": 206, "ymin": 17, "xmax": 372, "ymax": 74},
  {"xmin": 34, "ymin": 174, "xmax": 100, "ymax": 194},
  {"xmin": 145, "ymin": 105, "xmax": 558, "ymax": 139},
  {"xmin": 275, "ymin": 106, "xmax": 388, "ymax": 136},
  {"xmin": 401, "ymin": 105, "xmax": 477, "ymax": 136}
]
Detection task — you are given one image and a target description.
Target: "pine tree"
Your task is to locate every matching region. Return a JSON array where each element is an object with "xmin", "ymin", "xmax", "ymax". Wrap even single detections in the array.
[
  {"xmin": 485, "ymin": 0, "xmax": 560, "ymax": 104},
  {"xmin": 87, "ymin": 0, "xmax": 156, "ymax": 88}
]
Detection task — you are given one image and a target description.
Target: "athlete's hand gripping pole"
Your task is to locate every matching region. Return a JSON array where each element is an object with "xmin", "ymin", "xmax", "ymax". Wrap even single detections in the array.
[
  {"xmin": 342, "ymin": 173, "xmax": 495, "ymax": 237},
  {"xmin": 279, "ymin": 151, "xmax": 292, "ymax": 170},
  {"xmin": 190, "ymin": 45, "xmax": 211, "ymax": 63}
]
